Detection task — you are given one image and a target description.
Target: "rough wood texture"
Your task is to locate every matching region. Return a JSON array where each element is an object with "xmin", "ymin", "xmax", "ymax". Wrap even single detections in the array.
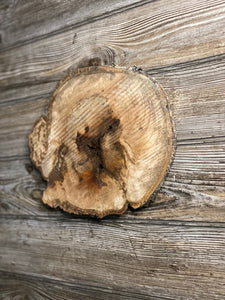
[
  {"xmin": 0, "ymin": 0, "xmax": 225, "ymax": 298},
  {"xmin": 1, "ymin": 218, "xmax": 225, "ymax": 299}
]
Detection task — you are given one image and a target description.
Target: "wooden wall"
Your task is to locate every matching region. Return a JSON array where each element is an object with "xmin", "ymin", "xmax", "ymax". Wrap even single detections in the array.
[{"xmin": 1, "ymin": 0, "xmax": 225, "ymax": 298}]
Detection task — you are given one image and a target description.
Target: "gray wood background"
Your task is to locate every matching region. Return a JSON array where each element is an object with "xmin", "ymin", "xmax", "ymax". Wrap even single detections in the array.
[{"xmin": 0, "ymin": 0, "xmax": 225, "ymax": 299}]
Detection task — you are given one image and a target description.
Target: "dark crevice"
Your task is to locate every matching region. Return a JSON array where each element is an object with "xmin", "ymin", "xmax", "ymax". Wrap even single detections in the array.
[
  {"xmin": 1, "ymin": 214, "xmax": 225, "ymax": 227},
  {"xmin": 147, "ymin": 53, "xmax": 225, "ymax": 75},
  {"xmin": 48, "ymin": 144, "xmax": 68, "ymax": 188},
  {"xmin": 75, "ymin": 117, "xmax": 122, "ymax": 189}
]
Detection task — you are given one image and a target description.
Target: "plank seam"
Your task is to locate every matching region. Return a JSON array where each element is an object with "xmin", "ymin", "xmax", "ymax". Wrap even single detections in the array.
[
  {"xmin": 147, "ymin": 53, "xmax": 225, "ymax": 75},
  {"xmin": 0, "ymin": 215, "xmax": 225, "ymax": 227}
]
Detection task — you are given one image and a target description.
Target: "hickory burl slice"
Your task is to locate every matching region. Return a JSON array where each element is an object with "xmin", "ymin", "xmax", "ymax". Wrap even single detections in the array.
[{"xmin": 29, "ymin": 66, "xmax": 175, "ymax": 218}]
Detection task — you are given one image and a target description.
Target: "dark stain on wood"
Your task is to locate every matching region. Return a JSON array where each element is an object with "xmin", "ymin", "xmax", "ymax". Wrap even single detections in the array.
[
  {"xmin": 75, "ymin": 116, "xmax": 123, "ymax": 189},
  {"xmin": 48, "ymin": 144, "xmax": 68, "ymax": 187}
]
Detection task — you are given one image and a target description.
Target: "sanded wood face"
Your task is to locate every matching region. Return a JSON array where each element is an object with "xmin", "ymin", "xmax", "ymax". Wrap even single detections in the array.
[{"xmin": 29, "ymin": 66, "xmax": 175, "ymax": 217}]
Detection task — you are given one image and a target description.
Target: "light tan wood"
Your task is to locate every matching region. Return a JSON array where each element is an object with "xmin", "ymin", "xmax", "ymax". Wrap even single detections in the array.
[{"xmin": 29, "ymin": 66, "xmax": 175, "ymax": 217}]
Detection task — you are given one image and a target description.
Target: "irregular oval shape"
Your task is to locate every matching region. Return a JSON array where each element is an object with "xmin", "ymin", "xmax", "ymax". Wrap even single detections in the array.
[{"xmin": 29, "ymin": 66, "xmax": 175, "ymax": 218}]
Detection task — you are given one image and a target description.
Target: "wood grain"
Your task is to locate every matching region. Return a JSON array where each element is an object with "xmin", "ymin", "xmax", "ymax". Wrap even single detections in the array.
[
  {"xmin": 1, "ymin": 0, "xmax": 225, "ymax": 88},
  {"xmin": 28, "ymin": 66, "xmax": 175, "ymax": 217},
  {"xmin": 0, "ymin": 0, "xmax": 225, "ymax": 298},
  {"xmin": 0, "ymin": 271, "xmax": 147, "ymax": 300},
  {"xmin": 0, "ymin": 0, "xmax": 149, "ymax": 50},
  {"xmin": 0, "ymin": 217, "xmax": 225, "ymax": 299},
  {"xmin": 1, "ymin": 57, "xmax": 225, "ymax": 157},
  {"xmin": 1, "ymin": 139, "xmax": 225, "ymax": 221},
  {"xmin": 1, "ymin": 57, "xmax": 224, "ymax": 221}
]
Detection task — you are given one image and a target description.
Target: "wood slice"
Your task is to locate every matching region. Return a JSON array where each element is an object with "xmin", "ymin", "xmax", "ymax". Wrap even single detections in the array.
[{"xmin": 29, "ymin": 66, "xmax": 175, "ymax": 217}]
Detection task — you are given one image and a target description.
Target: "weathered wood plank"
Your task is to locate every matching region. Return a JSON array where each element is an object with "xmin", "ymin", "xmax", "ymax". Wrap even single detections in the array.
[
  {"xmin": 0, "ymin": 81, "xmax": 54, "ymax": 106},
  {"xmin": 0, "ymin": 98, "xmax": 48, "ymax": 158},
  {"xmin": 0, "ymin": 0, "xmax": 149, "ymax": 50},
  {"xmin": 1, "ymin": 56, "xmax": 225, "ymax": 157},
  {"xmin": 1, "ymin": 140, "xmax": 225, "ymax": 220},
  {"xmin": 149, "ymin": 54, "xmax": 225, "ymax": 119},
  {"xmin": 0, "ymin": 271, "xmax": 146, "ymax": 300},
  {"xmin": 1, "ymin": 1, "xmax": 225, "ymax": 300},
  {"xmin": 0, "ymin": 1, "xmax": 225, "ymax": 299},
  {"xmin": 0, "ymin": 3, "xmax": 224, "ymax": 221},
  {"xmin": 1, "ymin": 0, "xmax": 225, "ymax": 88},
  {"xmin": 0, "ymin": 218, "xmax": 225, "ymax": 299},
  {"xmin": 1, "ymin": 55, "xmax": 225, "ymax": 220}
]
